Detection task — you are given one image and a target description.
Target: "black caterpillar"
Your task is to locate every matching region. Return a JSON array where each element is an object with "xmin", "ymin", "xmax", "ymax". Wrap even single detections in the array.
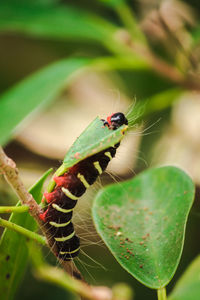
[{"xmin": 39, "ymin": 112, "xmax": 128, "ymax": 261}]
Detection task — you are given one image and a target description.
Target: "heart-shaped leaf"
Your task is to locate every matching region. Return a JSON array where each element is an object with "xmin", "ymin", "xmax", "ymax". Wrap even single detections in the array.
[
  {"xmin": 169, "ymin": 256, "xmax": 200, "ymax": 300},
  {"xmin": 0, "ymin": 168, "xmax": 52, "ymax": 300},
  {"xmin": 92, "ymin": 166, "xmax": 195, "ymax": 289}
]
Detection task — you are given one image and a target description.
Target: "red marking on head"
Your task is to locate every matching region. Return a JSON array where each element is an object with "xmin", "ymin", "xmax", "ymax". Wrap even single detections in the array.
[
  {"xmin": 107, "ymin": 114, "xmax": 113, "ymax": 126},
  {"xmin": 53, "ymin": 176, "xmax": 67, "ymax": 187},
  {"xmin": 106, "ymin": 114, "xmax": 113, "ymax": 126},
  {"xmin": 39, "ymin": 209, "xmax": 48, "ymax": 222}
]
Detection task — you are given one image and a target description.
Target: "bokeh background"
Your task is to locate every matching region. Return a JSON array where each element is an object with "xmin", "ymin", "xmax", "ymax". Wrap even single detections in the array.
[{"xmin": 1, "ymin": 0, "xmax": 200, "ymax": 299}]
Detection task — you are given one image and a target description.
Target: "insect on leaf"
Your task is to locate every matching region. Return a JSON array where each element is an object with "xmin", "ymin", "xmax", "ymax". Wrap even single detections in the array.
[
  {"xmin": 92, "ymin": 166, "xmax": 195, "ymax": 289},
  {"xmin": 63, "ymin": 117, "xmax": 127, "ymax": 168},
  {"xmin": 0, "ymin": 168, "xmax": 52, "ymax": 300},
  {"xmin": 46, "ymin": 117, "xmax": 127, "ymax": 192}
]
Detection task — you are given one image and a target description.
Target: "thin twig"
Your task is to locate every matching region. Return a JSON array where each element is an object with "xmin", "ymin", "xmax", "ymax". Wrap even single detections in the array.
[
  {"xmin": 0, "ymin": 146, "xmax": 80, "ymax": 276},
  {"xmin": 130, "ymin": 42, "xmax": 184, "ymax": 83},
  {"xmin": 111, "ymin": 24, "xmax": 200, "ymax": 91},
  {"xmin": 0, "ymin": 147, "xmax": 42, "ymax": 220},
  {"xmin": 35, "ymin": 265, "xmax": 132, "ymax": 300},
  {"xmin": 131, "ymin": 41, "xmax": 200, "ymax": 90},
  {"xmin": 0, "ymin": 217, "xmax": 46, "ymax": 244},
  {"xmin": 0, "ymin": 205, "xmax": 29, "ymax": 213},
  {"xmin": 158, "ymin": 11, "xmax": 198, "ymax": 71}
]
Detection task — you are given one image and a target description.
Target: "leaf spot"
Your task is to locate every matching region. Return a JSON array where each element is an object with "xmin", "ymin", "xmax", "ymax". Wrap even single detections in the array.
[
  {"xmin": 125, "ymin": 237, "xmax": 133, "ymax": 243},
  {"xmin": 108, "ymin": 225, "xmax": 121, "ymax": 231},
  {"xmin": 143, "ymin": 207, "xmax": 149, "ymax": 211},
  {"xmin": 74, "ymin": 152, "xmax": 80, "ymax": 159},
  {"xmin": 142, "ymin": 233, "xmax": 150, "ymax": 240}
]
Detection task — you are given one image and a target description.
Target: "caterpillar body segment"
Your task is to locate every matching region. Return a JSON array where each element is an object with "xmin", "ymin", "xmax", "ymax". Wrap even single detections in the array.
[{"xmin": 39, "ymin": 113, "xmax": 128, "ymax": 261}]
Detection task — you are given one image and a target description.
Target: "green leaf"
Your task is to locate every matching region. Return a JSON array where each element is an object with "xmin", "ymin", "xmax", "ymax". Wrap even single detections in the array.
[
  {"xmin": 0, "ymin": 57, "xmax": 90, "ymax": 146},
  {"xmin": 63, "ymin": 117, "xmax": 127, "ymax": 168},
  {"xmin": 92, "ymin": 166, "xmax": 195, "ymax": 289},
  {"xmin": 0, "ymin": 3, "xmax": 117, "ymax": 43},
  {"xmin": 47, "ymin": 117, "xmax": 128, "ymax": 192},
  {"xmin": 99, "ymin": 0, "xmax": 126, "ymax": 7},
  {"xmin": 169, "ymin": 256, "xmax": 200, "ymax": 300},
  {"xmin": 0, "ymin": 168, "xmax": 52, "ymax": 300}
]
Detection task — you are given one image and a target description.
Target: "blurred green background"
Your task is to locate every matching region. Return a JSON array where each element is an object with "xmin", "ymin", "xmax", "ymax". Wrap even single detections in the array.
[{"xmin": 0, "ymin": 0, "xmax": 200, "ymax": 299}]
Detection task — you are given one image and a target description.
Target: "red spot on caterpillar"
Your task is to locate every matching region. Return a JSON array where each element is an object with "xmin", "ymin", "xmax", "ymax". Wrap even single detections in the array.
[
  {"xmin": 44, "ymin": 189, "xmax": 65, "ymax": 203},
  {"xmin": 39, "ymin": 209, "xmax": 49, "ymax": 222},
  {"xmin": 53, "ymin": 176, "xmax": 66, "ymax": 186},
  {"xmin": 106, "ymin": 114, "xmax": 113, "ymax": 126},
  {"xmin": 44, "ymin": 191, "xmax": 56, "ymax": 203}
]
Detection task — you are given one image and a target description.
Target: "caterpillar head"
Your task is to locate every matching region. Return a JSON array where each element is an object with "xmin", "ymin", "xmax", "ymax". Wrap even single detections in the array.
[{"xmin": 105, "ymin": 112, "xmax": 128, "ymax": 130}]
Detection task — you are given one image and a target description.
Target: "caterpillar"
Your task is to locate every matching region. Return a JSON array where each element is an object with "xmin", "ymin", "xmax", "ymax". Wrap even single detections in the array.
[{"xmin": 39, "ymin": 112, "xmax": 128, "ymax": 261}]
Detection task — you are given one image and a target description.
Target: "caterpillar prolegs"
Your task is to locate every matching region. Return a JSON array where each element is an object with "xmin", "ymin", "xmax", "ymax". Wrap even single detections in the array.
[{"xmin": 39, "ymin": 112, "xmax": 128, "ymax": 261}]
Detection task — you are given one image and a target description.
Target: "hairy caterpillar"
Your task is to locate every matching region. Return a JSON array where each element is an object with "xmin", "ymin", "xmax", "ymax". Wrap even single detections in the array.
[{"xmin": 39, "ymin": 112, "xmax": 128, "ymax": 261}]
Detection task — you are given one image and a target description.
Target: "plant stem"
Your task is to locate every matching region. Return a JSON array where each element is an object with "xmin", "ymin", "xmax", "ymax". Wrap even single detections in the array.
[
  {"xmin": 0, "ymin": 217, "xmax": 46, "ymax": 245},
  {"xmin": 157, "ymin": 287, "xmax": 167, "ymax": 300},
  {"xmin": 35, "ymin": 264, "xmax": 132, "ymax": 300},
  {"xmin": 100, "ymin": 15, "xmax": 200, "ymax": 91},
  {"xmin": 92, "ymin": 56, "xmax": 149, "ymax": 72},
  {"xmin": 107, "ymin": 2, "xmax": 200, "ymax": 89},
  {"xmin": 0, "ymin": 205, "xmax": 29, "ymax": 213},
  {"xmin": 0, "ymin": 146, "xmax": 81, "ymax": 277},
  {"xmin": 0, "ymin": 147, "xmax": 42, "ymax": 222}
]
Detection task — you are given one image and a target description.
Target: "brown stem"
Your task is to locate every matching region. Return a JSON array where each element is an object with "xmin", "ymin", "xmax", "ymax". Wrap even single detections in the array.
[
  {"xmin": 132, "ymin": 42, "xmax": 184, "ymax": 83},
  {"xmin": 158, "ymin": 11, "xmax": 198, "ymax": 71},
  {"xmin": 115, "ymin": 30, "xmax": 200, "ymax": 91},
  {"xmin": 35, "ymin": 265, "xmax": 132, "ymax": 300},
  {"xmin": 0, "ymin": 147, "xmax": 42, "ymax": 221},
  {"xmin": 134, "ymin": 42, "xmax": 200, "ymax": 90},
  {"xmin": 0, "ymin": 146, "xmax": 80, "ymax": 277}
]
